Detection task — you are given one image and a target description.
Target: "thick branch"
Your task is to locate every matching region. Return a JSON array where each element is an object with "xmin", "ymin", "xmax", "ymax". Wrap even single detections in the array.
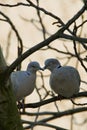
[
  {"xmin": 1, "ymin": 1, "xmax": 87, "ymax": 77},
  {"xmin": 5, "ymin": 30, "xmax": 87, "ymax": 76},
  {"xmin": 18, "ymin": 92, "xmax": 87, "ymax": 109},
  {"xmin": 38, "ymin": 107, "xmax": 87, "ymax": 123},
  {"xmin": 24, "ymin": 121, "xmax": 68, "ymax": 130},
  {"xmin": 25, "ymin": 107, "xmax": 87, "ymax": 129},
  {"xmin": 60, "ymin": 33, "xmax": 87, "ymax": 44}
]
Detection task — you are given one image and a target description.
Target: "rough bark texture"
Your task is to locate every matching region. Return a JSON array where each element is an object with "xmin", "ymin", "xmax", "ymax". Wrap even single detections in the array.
[{"xmin": 0, "ymin": 46, "xmax": 23, "ymax": 130}]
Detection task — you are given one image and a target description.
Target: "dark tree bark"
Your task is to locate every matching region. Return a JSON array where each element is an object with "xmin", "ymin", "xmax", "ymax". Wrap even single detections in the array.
[{"xmin": 0, "ymin": 46, "xmax": 24, "ymax": 130}]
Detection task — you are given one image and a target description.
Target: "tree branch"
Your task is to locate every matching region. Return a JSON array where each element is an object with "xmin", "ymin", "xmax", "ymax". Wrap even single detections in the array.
[
  {"xmin": 0, "ymin": 11, "xmax": 23, "ymax": 51},
  {"xmin": 5, "ymin": 28, "xmax": 87, "ymax": 76},
  {"xmin": 24, "ymin": 121, "xmax": 68, "ymax": 130},
  {"xmin": 24, "ymin": 107, "xmax": 87, "ymax": 129},
  {"xmin": 0, "ymin": 2, "xmax": 30, "ymax": 7},
  {"xmin": 18, "ymin": 92, "xmax": 87, "ymax": 109},
  {"xmin": 38, "ymin": 107, "xmax": 87, "ymax": 122},
  {"xmin": 60, "ymin": 33, "xmax": 87, "ymax": 44}
]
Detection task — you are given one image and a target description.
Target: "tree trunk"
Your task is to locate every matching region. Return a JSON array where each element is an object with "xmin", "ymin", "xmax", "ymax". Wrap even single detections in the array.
[{"xmin": 0, "ymin": 46, "xmax": 24, "ymax": 130}]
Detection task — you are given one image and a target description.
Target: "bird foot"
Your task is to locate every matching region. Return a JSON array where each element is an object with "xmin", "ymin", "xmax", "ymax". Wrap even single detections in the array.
[
  {"xmin": 57, "ymin": 94, "xmax": 65, "ymax": 101},
  {"xmin": 17, "ymin": 101, "xmax": 25, "ymax": 111}
]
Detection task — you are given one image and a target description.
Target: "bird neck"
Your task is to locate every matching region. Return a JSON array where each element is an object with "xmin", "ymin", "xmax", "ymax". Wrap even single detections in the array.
[
  {"xmin": 29, "ymin": 69, "xmax": 37, "ymax": 74},
  {"xmin": 26, "ymin": 71, "xmax": 31, "ymax": 76},
  {"xmin": 50, "ymin": 64, "xmax": 61, "ymax": 72},
  {"xmin": 57, "ymin": 65, "xmax": 62, "ymax": 69}
]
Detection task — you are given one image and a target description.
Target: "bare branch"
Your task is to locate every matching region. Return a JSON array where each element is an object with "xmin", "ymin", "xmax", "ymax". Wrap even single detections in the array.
[
  {"xmin": 0, "ymin": 2, "xmax": 30, "ymax": 7},
  {"xmin": 25, "ymin": 107, "xmax": 87, "ymax": 129},
  {"xmin": 18, "ymin": 92, "xmax": 87, "ymax": 109},
  {"xmin": 0, "ymin": 11, "xmax": 23, "ymax": 51}
]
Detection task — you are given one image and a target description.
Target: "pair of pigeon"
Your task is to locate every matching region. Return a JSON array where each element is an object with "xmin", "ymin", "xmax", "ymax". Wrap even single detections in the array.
[{"xmin": 10, "ymin": 58, "xmax": 80, "ymax": 101}]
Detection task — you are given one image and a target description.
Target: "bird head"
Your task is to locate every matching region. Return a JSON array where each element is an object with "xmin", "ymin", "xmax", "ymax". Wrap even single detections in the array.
[
  {"xmin": 27, "ymin": 61, "xmax": 43, "ymax": 73},
  {"xmin": 43, "ymin": 58, "xmax": 61, "ymax": 72}
]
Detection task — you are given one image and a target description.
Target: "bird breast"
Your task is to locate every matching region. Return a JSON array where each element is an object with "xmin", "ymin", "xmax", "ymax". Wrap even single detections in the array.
[{"xmin": 50, "ymin": 66, "xmax": 80, "ymax": 98}]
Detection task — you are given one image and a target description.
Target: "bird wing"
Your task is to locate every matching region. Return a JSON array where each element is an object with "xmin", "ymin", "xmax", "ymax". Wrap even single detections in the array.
[{"xmin": 10, "ymin": 71, "xmax": 36, "ymax": 100}]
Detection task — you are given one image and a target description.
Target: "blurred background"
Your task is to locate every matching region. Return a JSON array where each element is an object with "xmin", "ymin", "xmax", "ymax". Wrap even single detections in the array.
[{"xmin": 0, "ymin": 0, "xmax": 87, "ymax": 130}]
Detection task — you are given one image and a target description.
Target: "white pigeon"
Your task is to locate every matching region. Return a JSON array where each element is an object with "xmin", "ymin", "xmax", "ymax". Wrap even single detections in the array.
[
  {"xmin": 44, "ymin": 58, "xmax": 81, "ymax": 98},
  {"xmin": 10, "ymin": 61, "xmax": 42, "ymax": 101}
]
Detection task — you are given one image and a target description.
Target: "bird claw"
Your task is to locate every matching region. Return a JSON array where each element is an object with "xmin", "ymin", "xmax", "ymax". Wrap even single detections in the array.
[
  {"xmin": 17, "ymin": 101, "xmax": 24, "ymax": 110},
  {"xmin": 57, "ymin": 94, "xmax": 65, "ymax": 101}
]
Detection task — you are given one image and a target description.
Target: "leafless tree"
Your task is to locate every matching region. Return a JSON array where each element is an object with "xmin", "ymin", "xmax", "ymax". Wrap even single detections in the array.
[{"xmin": 0, "ymin": 1, "xmax": 87, "ymax": 130}]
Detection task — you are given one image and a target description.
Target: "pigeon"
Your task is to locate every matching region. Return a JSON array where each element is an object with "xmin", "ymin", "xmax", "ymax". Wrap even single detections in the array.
[
  {"xmin": 10, "ymin": 61, "xmax": 43, "ymax": 101},
  {"xmin": 43, "ymin": 58, "xmax": 81, "ymax": 98}
]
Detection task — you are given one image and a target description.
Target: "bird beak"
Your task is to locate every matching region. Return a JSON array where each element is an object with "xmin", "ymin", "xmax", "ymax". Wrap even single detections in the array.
[
  {"xmin": 42, "ymin": 66, "xmax": 47, "ymax": 70},
  {"xmin": 39, "ymin": 67, "xmax": 44, "ymax": 71}
]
